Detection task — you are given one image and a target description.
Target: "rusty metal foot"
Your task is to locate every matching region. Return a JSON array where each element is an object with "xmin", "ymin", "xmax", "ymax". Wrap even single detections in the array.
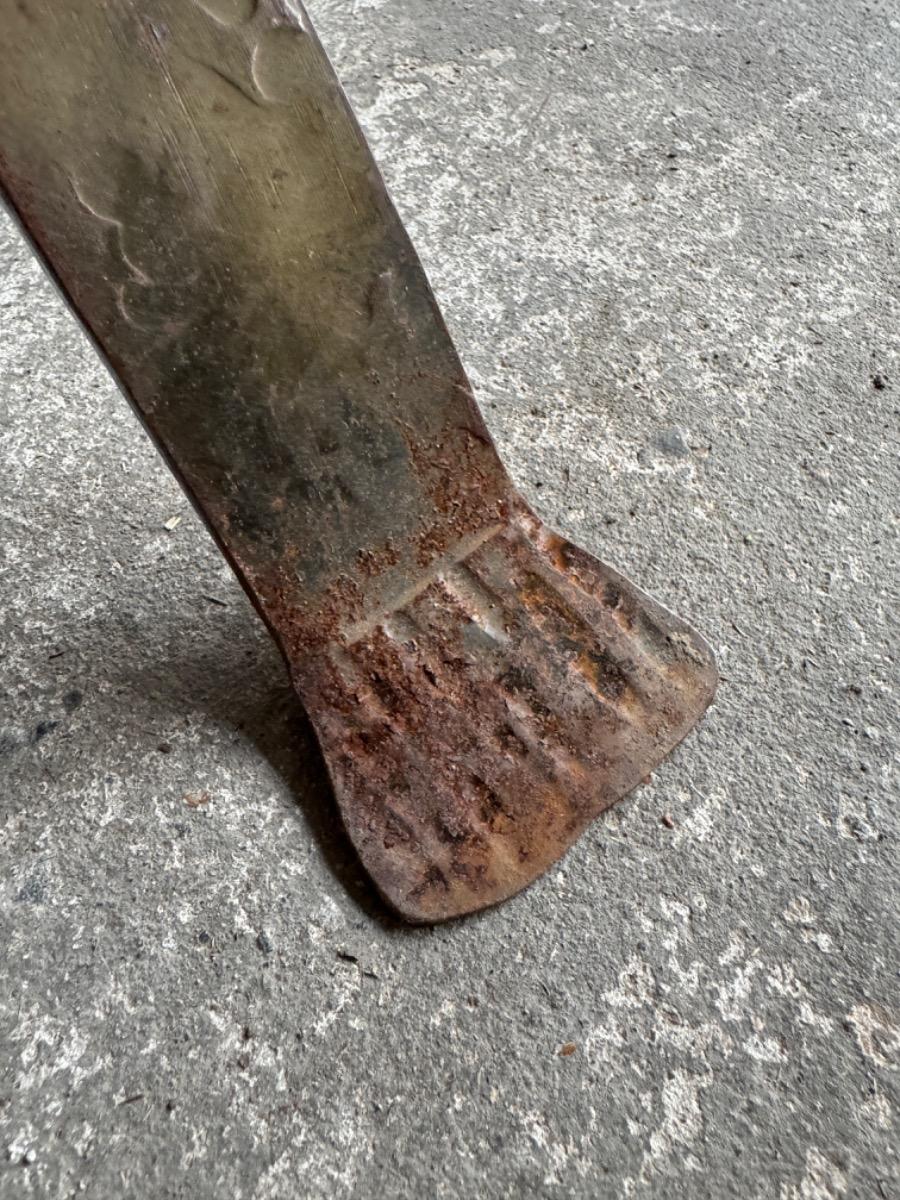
[
  {"xmin": 0, "ymin": 0, "xmax": 717, "ymax": 922},
  {"xmin": 293, "ymin": 503, "xmax": 716, "ymax": 922}
]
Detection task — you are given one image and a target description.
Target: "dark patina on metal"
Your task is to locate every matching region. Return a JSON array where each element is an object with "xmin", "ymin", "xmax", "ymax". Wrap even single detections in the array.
[{"xmin": 0, "ymin": 0, "xmax": 717, "ymax": 922}]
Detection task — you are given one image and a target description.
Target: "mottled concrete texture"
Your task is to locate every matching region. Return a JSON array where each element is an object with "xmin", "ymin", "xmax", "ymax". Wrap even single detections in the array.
[{"xmin": 1, "ymin": 0, "xmax": 898, "ymax": 1196}]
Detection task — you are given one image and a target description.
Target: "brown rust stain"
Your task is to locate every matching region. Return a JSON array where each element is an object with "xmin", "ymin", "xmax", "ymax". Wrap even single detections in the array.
[
  {"xmin": 399, "ymin": 408, "xmax": 510, "ymax": 570},
  {"xmin": 228, "ymin": 494, "xmax": 717, "ymax": 923},
  {"xmin": 356, "ymin": 538, "xmax": 401, "ymax": 579},
  {"xmin": 288, "ymin": 509, "xmax": 717, "ymax": 923}
]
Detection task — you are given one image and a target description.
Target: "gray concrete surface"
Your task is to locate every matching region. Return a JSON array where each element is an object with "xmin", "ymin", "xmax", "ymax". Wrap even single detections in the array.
[{"xmin": 1, "ymin": 0, "xmax": 898, "ymax": 1196}]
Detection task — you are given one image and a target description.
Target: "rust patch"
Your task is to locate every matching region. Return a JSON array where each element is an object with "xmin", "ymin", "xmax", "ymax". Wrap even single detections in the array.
[
  {"xmin": 299, "ymin": 509, "xmax": 717, "ymax": 923},
  {"xmin": 356, "ymin": 538, "xmax": 401, "ymax": 579},
  {"xmin": 399, "ymin": 407, "xmax": 509, "ymax": 570}
]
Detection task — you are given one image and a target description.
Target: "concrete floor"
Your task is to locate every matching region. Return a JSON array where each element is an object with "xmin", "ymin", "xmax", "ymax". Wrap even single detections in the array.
[{"xmin": 1, "ymin": 0, "xmax": 898, "ymax": 1196}]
